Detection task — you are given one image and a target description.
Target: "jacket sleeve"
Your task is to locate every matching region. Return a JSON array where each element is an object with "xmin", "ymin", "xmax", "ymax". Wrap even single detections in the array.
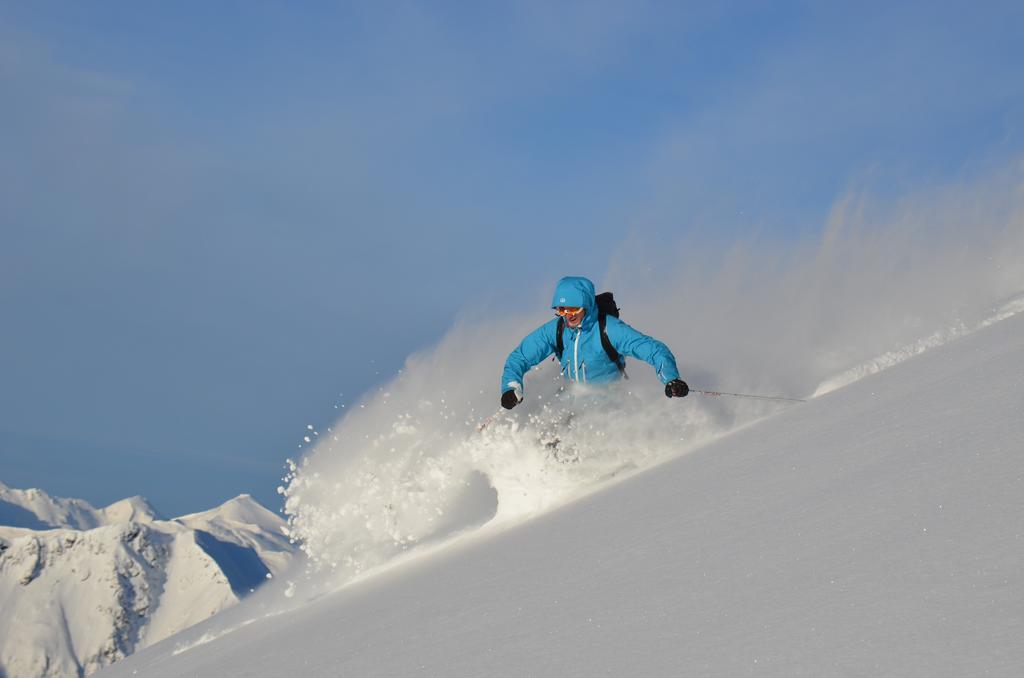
[
  {"xmin": 605, "ymin": 317, "xmax": 680, "ymax": 384},
  {"xmin": 501, "ymin": 319, "xmax": 559, "ymax": 395}
]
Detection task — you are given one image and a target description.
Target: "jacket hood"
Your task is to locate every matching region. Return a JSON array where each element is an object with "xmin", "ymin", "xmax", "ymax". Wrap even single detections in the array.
[{"xmin": 551, "ymin": 276, "xmax": 598, "ymax": 330}]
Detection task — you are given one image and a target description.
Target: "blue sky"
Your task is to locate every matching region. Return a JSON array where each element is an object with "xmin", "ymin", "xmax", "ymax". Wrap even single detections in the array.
[{"xmin": 2, "ymin": 1, "xmax": 1022, "ymax": 516}]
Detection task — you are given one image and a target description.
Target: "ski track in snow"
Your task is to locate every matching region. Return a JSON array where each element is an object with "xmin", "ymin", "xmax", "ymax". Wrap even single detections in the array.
[{"xmin": 814, "ymin": 294, "xmax": 1024, "ymax": 396}]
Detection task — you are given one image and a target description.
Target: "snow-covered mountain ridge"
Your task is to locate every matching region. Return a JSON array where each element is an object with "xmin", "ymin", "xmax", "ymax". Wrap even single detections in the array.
[
  {"xmin": 0, "ymin": 488, "xmax": 298, "ymax": 678},
  {"xmin": 0, "ymin": 482, "xmax": 161, "ymax": 532}
]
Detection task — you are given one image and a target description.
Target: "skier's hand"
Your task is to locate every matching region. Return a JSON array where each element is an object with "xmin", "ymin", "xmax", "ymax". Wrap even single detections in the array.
[
  {"xmin": 665, "ymin": 379, "xmax": 689, "ymax": 398},
  {"xmin": 501, "ymin": 389, "xmax": 521, "ymax": 410}
]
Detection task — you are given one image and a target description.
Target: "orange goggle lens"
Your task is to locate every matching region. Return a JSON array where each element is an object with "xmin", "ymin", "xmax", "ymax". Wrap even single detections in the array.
[{"xmin": 555, "ymin": 306, "xmax": 584, "ymax": 318}]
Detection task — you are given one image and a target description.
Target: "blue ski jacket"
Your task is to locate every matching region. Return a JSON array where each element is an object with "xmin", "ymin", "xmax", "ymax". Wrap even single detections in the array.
[{"xmin": 501, "ymin": 276, "xmax": 680, "ymax": 396}]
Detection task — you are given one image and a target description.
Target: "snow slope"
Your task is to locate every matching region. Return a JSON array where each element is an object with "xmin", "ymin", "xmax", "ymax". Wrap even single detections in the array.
[
  {"xmin": 101, "ymin": 308, "xmax": 1024, "ymax": 676},
  {"xmin": 0, "ymin": 491, "xmax": 298, "ymax": 678}
]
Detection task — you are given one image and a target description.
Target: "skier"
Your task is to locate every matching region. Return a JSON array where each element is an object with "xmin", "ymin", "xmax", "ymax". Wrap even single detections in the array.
[{"xmin": 500, "ymin": 276, "xmax": 689, "ymax": 409}]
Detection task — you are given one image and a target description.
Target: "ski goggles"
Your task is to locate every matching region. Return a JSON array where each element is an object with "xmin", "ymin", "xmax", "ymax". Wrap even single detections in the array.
[{"xmin": 555, "ymin": 306, "xmax": 585, "ymax": 319}]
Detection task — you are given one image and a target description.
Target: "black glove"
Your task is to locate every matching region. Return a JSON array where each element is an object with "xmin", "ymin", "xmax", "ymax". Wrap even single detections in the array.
[
  {"xmin": 501, "ymin": 389, "xmax": 521, "ymax": 410},
  {"xmin": 665, "ymin": 379, "xmax": 689, "ymax": 398}
]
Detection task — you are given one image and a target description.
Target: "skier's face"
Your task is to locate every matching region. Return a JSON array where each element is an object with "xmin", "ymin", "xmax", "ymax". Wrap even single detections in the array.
[{"xmin": 556, "ymin": 306, "xmax": 585, "ymax": 328}]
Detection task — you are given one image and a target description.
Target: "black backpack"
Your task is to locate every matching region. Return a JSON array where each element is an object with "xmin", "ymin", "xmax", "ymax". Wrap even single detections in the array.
[{"xmin": 554, "ymin": 291, "xmax": 626, "ymax": 377}]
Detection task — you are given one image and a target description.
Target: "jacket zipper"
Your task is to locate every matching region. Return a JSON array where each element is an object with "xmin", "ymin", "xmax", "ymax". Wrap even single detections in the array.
[{"xmin": 573, "ymin": 330, "xmax": 581, "ymax": 381}]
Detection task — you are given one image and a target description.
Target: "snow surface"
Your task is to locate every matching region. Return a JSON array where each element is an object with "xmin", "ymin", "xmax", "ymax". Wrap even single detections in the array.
[
  {"xmin": 100, "ymin": 306, "xmax": 1024, "ymax": 677},
  {"xmin": 0, "ymin": 490, "xmax": 298, "ymax": 677}
]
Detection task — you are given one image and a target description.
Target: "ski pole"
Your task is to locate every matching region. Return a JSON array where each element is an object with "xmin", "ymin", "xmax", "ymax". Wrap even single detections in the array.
[{"xmin": 691, "ymin": 389, "xmax": 806, "ymax": 403}]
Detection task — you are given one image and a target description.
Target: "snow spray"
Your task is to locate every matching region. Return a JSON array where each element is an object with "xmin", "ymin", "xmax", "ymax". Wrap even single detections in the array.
[{"xmin": 282, "ymin": 159, "xmax": 1024, "ymax": 595}]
